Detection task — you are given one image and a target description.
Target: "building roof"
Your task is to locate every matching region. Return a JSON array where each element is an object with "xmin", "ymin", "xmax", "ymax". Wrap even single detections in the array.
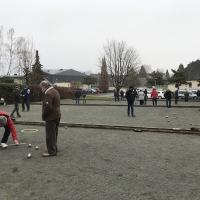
[{"xmin": 43, "ymin": 68, "xmax": 86, "ymax": 77}]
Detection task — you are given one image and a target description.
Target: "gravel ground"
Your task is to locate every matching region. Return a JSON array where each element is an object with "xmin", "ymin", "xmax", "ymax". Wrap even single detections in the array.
[
  {"xmin": 1, "ymin": 103, "xmax": 200, "ymax": 129},
  {"xmin": 1, "ymin": 126, "xmax": 200, "ymax": 200},
  {"xmin": 1, "ymin": 103, "xmax": 200, "ymax": 199},
  {"xmin": 60, "ymin": 98, "xmax": 200, "ymax": 106}
]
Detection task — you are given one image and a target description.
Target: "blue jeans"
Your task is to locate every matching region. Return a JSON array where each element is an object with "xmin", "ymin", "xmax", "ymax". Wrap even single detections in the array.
[
  {"xmin": 127, "ymin": 101, "xmax": 134, "ymax": 116},
  {"xmin": 1, "ymin": 126, "xmax": 10, "ymax": 143},
  {"xmin": 75, "ymin": 97, "xmax": 80, "ymax": 104}
]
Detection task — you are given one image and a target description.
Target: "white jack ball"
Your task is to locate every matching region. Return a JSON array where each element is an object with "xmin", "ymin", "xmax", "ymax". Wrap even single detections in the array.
[{"xmin": 27, "ymin": 153, "xmax": 32, "ymax": 159}]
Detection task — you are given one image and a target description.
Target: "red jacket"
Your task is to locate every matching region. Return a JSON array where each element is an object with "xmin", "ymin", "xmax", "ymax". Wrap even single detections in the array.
[
  {"xmin": 151, "ymin": 89, "xmax": 158, "ymax": 99},
  {"xmin": 0, "ymin": 111, "xmax": 18, "ymax": 141}
]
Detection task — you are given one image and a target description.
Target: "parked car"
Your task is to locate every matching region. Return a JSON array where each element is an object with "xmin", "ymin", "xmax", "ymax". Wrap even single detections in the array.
[
  {"xmin": 189, "ymin": 91, "xmax": 197, "ymax": 99},
  {"xmin": 157, "ymin": 91, "xmax": 165, "ymax": 99},
  {"xmin": 147, "ymin": 91, "xmax": 152, "ymax": 99},
  {"xmin": 178, "ymin": 90, "xmax": 197, "ymax": 99},
  {"xmin": 85, "ymin": 88, "xmax": 96, "ymax": 94},
  {"xmin": 178, "ymin": 90, "xmax": 185, "ymax": 99}
]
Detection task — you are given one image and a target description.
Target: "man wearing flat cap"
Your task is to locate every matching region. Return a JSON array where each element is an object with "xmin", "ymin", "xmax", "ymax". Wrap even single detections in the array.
[
  {"xmin": 0, "ymin": 111, "xmax": 19, "ymax": 148},
  {"xmin": 40, "ymin": 80, "xmax": 61, "ymax": 157}
]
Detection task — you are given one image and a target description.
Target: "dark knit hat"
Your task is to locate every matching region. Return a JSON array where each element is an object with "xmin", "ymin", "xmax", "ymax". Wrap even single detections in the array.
[{"xmin": 0, "ymin": 116, "xmax": 7, "ymax": 127}]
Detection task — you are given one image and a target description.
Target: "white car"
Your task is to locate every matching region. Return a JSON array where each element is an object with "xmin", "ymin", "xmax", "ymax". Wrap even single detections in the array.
[
  {"xmin": 189, "ymin": 91, "xmax": 197, "ymax": 99},
  {"xmin": 178, "ymin": 90, "xmax": 197, "ymax": 99},
  {"xmin": 178, "ymin": 90, "xmax": 185, "ymax": 99},
  {"xmin": 157, "ymin": 91, "xmax": 165, "ymax": 99}
]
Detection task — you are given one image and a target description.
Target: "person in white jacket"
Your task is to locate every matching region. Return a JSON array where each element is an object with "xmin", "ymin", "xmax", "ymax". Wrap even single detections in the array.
[{"xmin": 138, "ymin": 90, "xmax": 145, "ymax": 105}]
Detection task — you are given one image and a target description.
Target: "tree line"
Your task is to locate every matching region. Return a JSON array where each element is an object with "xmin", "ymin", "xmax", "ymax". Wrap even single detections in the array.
[{"xmin": 0, "ymin": 26, "xmax": 43, "ymax": 85}]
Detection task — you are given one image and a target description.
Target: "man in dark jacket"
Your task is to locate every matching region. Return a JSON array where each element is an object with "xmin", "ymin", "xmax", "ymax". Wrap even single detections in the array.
[
  {"xmin": 164, "ymin": 89, "xmax": 172, "ymax": 108},
  {"xmin": 10, "ymin": 86, "xmax": 21, "ymax": 118},
  {"xmin": 114, "ymin": 89, "xmax": 119, "ymax": 102},
  {"xmin": 184, "ymin": 90, "xmax": 189, "ymax": 102},
  {"xmin": 174, "ymin": 89, "xmax": 179, "ymax": 104},
  {"xmin": 125, "ymin": 86, "xmax": 137, "ymax": 117},
  {"xmin": 74, "ymin": 89, "xmax": 82, "ymax": 104},
  {"xmin": 21, "ymin": 85, "xmax": 30, "ymax": 111},
  {"xmin": 40, "ymin": 80, "xmax": 61, "ymax": 157}
]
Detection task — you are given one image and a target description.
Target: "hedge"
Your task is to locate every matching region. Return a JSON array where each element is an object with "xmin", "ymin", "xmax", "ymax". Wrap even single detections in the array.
[{"xmin": 0, "ymin": 83, "xmax": 74, "ymax": 104}]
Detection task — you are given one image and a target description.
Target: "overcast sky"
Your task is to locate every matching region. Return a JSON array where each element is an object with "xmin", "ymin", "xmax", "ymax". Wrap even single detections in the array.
[{"xmin": 1, "ymin": 0, "xmax": 200, "ymax": 73}]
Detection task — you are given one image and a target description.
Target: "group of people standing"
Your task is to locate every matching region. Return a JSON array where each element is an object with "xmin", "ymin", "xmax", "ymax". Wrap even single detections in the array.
[
  {"xmin": 124, "ymin": 86, "xmax": 182, "ymax": 117},
  {"xmin": 0, "ymin": 80, "xmax": 61, "ymax": 158},
  {"xmin": 0, "ymin": 85, "xmax": 30, "ymax": 149}
]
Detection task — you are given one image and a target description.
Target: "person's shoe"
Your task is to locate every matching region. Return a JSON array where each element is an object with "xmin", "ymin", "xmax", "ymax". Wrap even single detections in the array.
[
  {"xmin": 42, "ymin": 152, "xmax": 56, "ymax": 157},
  {"xmin": 1, "ymin": 143, "xmax": 8, "ymax": 148},
  {"xmin": 17, "ymin": 115, "xmax": 21, "ymax": 118},
  {"xmin": 132, "ymin": 114, "xmax": 136, "ymax": 117},
  {"xmin": 14, "ymin": 140, "xmax": 19, "ymax": 145}
]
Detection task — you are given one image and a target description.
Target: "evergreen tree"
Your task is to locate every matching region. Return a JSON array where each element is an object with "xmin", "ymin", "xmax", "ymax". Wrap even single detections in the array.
[
  {"xmin": 146, "ymin": 70, "xmax": 164, "ymax": 86},
  {"xmin": 170, "ymin": 64, "xmax": 186, "ymax": 84},
  {"xmin": 139, "ymin": 65, "xmax": 147, "ymax": 77},
  {"xmin": 30, "ymin": 50, "xmax": 43, "ymax": 84},
  {"xmin": 124, "ymin": 68, "xmax": 140, "ymax": 87},
  {"xmin": 165, "ymin": 70, "xmax": 170, "ymax": 80},
  {"xmin": 178, "ymin": 64, "xmax": 184, "ymax": 72},
  {"xmin": 82, "ymin": 75, "xmax": 97, "ymax": 85},
  {"xmin": 99, "ymin": 57, "xmax": 109, "ymax": 93}
]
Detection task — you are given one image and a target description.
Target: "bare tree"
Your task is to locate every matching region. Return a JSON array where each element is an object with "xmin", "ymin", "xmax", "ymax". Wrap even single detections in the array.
[
  {"xmin": 0, "ymin": 26, "xmax": 4, "ymax": 75},
  {"xmin": 103, "ymin": 40, "xmax": 139, "ymax": 92},
  {"xmin": 15, "ymin": 37, "xmax": 35, "ymax": 84},
  {"xmin": 5, "ymin": 28, "xmax": 16, "ymax": 75}
]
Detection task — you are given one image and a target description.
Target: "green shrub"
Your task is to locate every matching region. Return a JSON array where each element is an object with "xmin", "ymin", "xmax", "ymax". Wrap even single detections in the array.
[
  {"xmin": 0, "ymin": 77, "xmax": 14, "ymax": 83},
  {"xmin": 0, "ymin": 83, "xmax": 74, "ymax": 104},
  {"xmin": 0, "ymin": 83, "xmax": 18, "ymax": 104}
]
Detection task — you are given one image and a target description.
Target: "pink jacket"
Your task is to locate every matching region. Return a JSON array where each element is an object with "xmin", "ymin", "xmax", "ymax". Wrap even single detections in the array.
[{"xmin": 151, "ymin": 89, "xmax": 158, "ymax": 99}]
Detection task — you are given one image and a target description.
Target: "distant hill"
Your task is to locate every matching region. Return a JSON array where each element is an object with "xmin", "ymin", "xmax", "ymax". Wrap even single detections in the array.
[{"xmin": 185, "ymin": 60, "xmax": 200, "ymax": 80}]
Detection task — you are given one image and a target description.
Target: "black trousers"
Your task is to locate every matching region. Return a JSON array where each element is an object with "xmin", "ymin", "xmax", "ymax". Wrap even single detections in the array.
[
  {"xmin": 1, "ymin": 126, "xmax": 10, "ymax": 143},
  {"xmin": 115, "ymin": 96, "xmax": 119, "ymax": 102},
  {"xmin": 45, "ymin": 119, "xmax": 60, "ymax": 155},
  {"xmin": 11, "ymin": 103, "xmax": 20, "ymax": 117},
  {"xmin": 166, "ymin": 99, "xmax": 171, "ymax": 108},
  {"xmin": 152, "ymin": 98, "xmax": 157, "ymax": 106},
  {"xmin": 127, "ymin": 101, "xmax": 134, "ymax": 116}
]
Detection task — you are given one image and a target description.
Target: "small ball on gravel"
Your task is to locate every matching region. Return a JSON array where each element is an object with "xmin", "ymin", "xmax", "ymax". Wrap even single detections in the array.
[{"xmin": 27, "ymin": 153, "xmax": 32, "ymax": 159}]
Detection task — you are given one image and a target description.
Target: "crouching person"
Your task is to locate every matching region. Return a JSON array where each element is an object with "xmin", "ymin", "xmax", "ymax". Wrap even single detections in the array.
[{"xmin": 0, "ymin": 111, "xmax": 19, "ymax": 148}]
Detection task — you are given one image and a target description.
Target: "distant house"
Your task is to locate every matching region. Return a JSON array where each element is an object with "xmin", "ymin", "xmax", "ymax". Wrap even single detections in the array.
[
  {"xmin": 168, "ymin": 80, "xmax": 200, "ymax": 91},
  {"xmin": 43, "ymin": 68, "xmax": 87, "ymax": 83},
  {"xmin": 168, "ymin": 60, "xmax": 200, "ymax": 91}
]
